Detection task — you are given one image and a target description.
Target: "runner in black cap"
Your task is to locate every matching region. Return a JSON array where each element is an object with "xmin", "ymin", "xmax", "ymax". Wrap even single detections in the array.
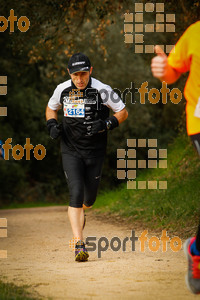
[{"xmin": 46, "ymin": 53, "xmax": 128, "ymax": 262}]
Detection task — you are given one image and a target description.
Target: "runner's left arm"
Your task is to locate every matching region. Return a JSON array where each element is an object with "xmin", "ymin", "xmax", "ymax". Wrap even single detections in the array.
[
  {"xmin": 113, "ymin": 108, "xmax": 128, "ymax": 124},
  {"xmin": 89, "ymin": 86, "xmax": 128, "ymax": 135},
  {"xmin": 102, "ymin": 84, "xmax": 128, "ymax": 125}
]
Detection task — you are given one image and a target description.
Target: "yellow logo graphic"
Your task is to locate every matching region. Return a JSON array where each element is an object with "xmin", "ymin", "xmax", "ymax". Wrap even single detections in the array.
[
  {"xmin": 117, "ymin": 138, "xmax": 167, "ymax": 189},
  {"xmin": 0, "ymin": 218, "xmax": 7, "ymax": 259},
  {"xmin": 69, "ymin": 89, "xmax": 83, "ymax": 101},
  {"xmin": 69, "ymin": 237, "xmax": 81, "ymax": 251},
  {"xmin": 124, "ymin": 3, "xmax": 175, "ymax": 54}
]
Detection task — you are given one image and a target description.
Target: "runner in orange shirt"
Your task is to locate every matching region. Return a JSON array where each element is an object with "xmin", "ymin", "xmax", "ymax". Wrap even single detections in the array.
[{"xmin": 151, "ymin": 21, "xmax": 200, "ymax": 294}]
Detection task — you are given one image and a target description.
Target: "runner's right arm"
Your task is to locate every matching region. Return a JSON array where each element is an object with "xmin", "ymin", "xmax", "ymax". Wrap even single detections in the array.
[
  {"xmin": 46, "ymin": 86, "xmax": 62, "ymax": 139},
  {"xmin": 46, "ymin": 106, "xmax": 62, "ymax": 139},
  {"xmin": 46, "ymin": 105, "xmax": 62, "ymax": 121}
]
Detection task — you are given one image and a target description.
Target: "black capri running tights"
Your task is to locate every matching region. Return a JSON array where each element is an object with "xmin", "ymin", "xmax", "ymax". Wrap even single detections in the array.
[
  {"xmin": 190, "ymin": 133, "xmax": 200, "ymax": 251},
  {"xmin": 62, "ymin": 153, "xmax": 104, "ymax": 208},
  {"xmin": 190, "ymin": 133, "xmax": 200, "ymax": 157}
]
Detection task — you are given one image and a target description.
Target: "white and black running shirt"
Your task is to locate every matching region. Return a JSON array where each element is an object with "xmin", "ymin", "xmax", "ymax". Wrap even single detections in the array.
[{"xmin": 48, "ymin": 77, "xmax": 125, "ymax": 158}]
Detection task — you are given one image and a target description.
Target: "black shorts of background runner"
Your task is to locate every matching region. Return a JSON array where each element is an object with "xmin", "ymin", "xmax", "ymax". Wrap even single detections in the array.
[
  {"xmin": 190, "ymin": 132, "xmax": 200, "ymax": 251},
  {"xmin": 62, "ymin": 153, "xmax": 104, "ymax": 208},
  {"xmin": 190, "ymin": 133, "xmax": 200, "ymax": 157}
]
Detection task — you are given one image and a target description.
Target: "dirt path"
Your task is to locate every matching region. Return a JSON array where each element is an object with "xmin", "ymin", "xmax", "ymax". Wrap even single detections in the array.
[{"xmin": 0, "ymin": 206, "xmax": 196, "ymax": 300}]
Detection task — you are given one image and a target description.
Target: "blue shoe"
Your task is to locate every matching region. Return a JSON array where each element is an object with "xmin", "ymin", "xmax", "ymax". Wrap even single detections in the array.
[{"xmin": 184, "ymin": 237, "xmax": 200, "ymax": 294}]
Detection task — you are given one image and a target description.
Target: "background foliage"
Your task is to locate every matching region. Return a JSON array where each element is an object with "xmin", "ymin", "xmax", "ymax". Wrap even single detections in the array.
[{"xmin": 0, "ymin": 0, "xmax": 199, "ymax": 207}]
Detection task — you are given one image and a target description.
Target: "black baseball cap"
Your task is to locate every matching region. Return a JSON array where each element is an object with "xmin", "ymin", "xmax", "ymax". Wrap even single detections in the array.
[{"xmin": 68, "ymin": 53, "xmax": 91, "ymax": 74}]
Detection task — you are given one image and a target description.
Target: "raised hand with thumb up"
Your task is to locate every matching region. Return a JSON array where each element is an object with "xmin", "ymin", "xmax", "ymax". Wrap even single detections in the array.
[{"xmin": 151, "ymin": 45, "xmax": 168, "ymax": 79}]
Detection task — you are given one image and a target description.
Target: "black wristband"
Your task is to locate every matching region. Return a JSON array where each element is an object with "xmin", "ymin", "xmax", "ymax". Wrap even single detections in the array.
[
  {"xmin": 105, "ymin": 116, "xmax": 119, "ymax": 130},
  {"xmin": 46, "ymin": 118, "xmax": 58, "ymax": 133}
]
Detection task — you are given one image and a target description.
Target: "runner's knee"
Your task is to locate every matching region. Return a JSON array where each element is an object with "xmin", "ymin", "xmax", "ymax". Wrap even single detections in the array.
[
  {"xmin": 83, "ymin": 197, "xmax": 96, "ymax": 208},
  {"xmin": 69, "ymin": 188, "xmax": 84, "ymax": 208},
  {"xmin": 83, "ymin": 203, "xmax": 92, "ymax": 210}
]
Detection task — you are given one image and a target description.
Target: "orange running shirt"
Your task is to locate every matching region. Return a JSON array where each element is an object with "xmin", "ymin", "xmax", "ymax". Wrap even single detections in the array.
[{"xmin": 168, "ymin": 21, "xmax": 200, "ymax": 135}]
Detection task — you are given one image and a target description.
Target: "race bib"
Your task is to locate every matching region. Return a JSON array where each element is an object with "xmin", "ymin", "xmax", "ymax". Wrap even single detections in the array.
[
  {"xmin": 194, "ymin": 97, "xmax": 200, "ymax": 118},
  {"xmin": 63, "ymin": 102, "xmax": 85, "ymax": 118}
]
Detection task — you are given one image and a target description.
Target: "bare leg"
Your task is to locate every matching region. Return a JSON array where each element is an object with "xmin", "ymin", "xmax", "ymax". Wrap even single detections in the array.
[{"xmin": 68, "ymin": 206, "xmax": 84, "ymax": 241}]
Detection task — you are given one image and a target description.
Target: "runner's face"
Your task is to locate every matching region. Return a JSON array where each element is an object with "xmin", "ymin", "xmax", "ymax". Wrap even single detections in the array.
[{"xmin": 68, "ymin": 68, "xmax": 93, "ymax": 90}]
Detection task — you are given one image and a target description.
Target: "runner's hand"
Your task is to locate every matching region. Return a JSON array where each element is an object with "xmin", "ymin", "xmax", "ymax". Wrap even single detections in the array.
[
  {"xmin": 151, "ymin": 45, "xmax": 168, "ymax": 79},
  {"xmin": 47, "ymin": 118, "xmax": 62, "ymax": 139},
  {"xmin": 89, "ymin": 120, "xmax": 107, "ymax": 135}
]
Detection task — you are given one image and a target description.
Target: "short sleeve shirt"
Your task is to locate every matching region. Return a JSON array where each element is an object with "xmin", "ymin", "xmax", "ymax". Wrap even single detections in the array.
[
  {"xmin": 48, "ymin": 77, "xmax": 125, "ymax": 157},
  {"xmin": 168, "ymin": 21, "xmax": 200, "ymax": 135}
]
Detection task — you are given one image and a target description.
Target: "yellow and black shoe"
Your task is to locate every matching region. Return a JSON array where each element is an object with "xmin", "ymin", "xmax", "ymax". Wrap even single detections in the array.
[{"xmin": 75, "ymin": 240, "xmax": 89, "ymax": 262}]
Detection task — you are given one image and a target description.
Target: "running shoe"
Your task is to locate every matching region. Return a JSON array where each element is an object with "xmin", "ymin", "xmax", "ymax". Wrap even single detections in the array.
[
  {"xmin": 75, "ymin": 240, "xmax": 89, "ymax": 262},
  {"xmin": 184, "ymin": 237, "xmax": 200, "ymax": 294}
]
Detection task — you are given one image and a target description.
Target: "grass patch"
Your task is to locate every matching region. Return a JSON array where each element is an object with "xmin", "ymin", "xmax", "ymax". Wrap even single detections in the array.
[
  {"xmin": 0, "ymin": 279, "xmax": 42, "ymax": 300},
  {"xmin": 1, "ymin": 202, "xmax": 67, "ymax": 209},
  {"xmin": 94, "ymin": 134, "xmax": 200, "ymax": 236},
  {"xmin": 1, "ymin": 133, "xmax": 199, "ymax": 237}
]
